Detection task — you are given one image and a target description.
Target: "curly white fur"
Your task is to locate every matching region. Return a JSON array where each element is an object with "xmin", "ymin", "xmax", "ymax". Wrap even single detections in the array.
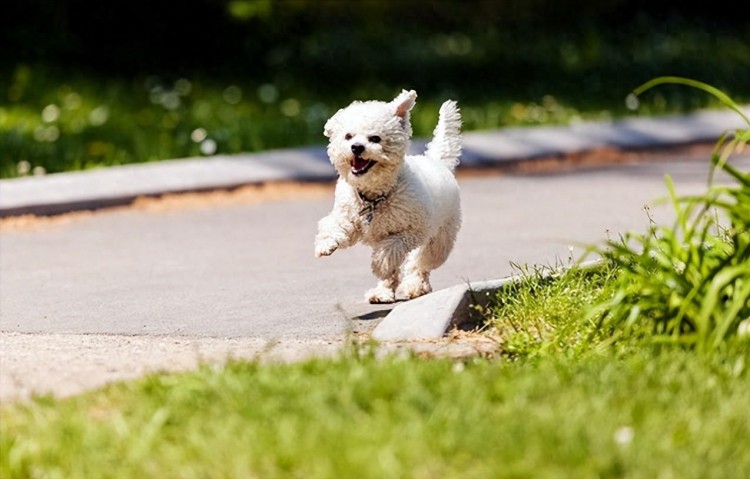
[{"xmin": 315, "ymin": 90, "xmax": 462, "ymax": 303}]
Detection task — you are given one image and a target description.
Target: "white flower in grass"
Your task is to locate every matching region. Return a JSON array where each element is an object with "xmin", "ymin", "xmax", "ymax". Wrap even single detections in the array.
[
  {"xmin": 200, "ymin": 139, "xmax": 217, "ymax": 156},
  {"xmin": 89, "ymin": 106, "xmax": 109, "ymax": 126},
  {"xmin": 281, "ymin": 98, "xmax": 300, "ymax": 117},
  {"xmin": 33, "ymin": 125, "xmax": 59, "ymax": 142},
  {"xmin": 191, "ymin": 128, "xmax": 207, "ymax": 143},
  {"xmin": 614, "ymin": 426, "xmax": 634, "ymax": 446},
  {"xmin": 42, "ymin": 104, "xmax": 60, "ymax": 123},
  {"xmin": 17, "ymin": 161, "xmax": 31, "ymax": 176},
  {"xmin": 625, "ymin": 93, "xmax": 640, "ymax": 111},
  {"xmin": 161, "ymin": 92, "xmax": 181, "ymax": 110}
]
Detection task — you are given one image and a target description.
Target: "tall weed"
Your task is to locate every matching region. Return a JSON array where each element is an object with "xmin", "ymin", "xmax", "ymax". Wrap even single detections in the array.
[{"xmin": 594, "ymin": 77, "xmax": 750, "ymax": 352}]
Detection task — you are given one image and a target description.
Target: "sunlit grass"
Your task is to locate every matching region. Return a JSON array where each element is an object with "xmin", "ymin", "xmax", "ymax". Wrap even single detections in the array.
[
  {"xmin": 2, "ymin": 346, "xmax": 749, "ymax": 479},
  {"xmin": 0, "ymin": 68, "xmax": 328, "ymax": 177},
  {"xmin": 592, "ymin": 78, "xmax": 750, "ymax": 353},
  {"xmin": 479, "ymin": 79, "xmax": 750, "ymax": 356},
  {"xmin": 476, "ymin": 262, "xmax": 619, "ymax": 359},
  {"xmin": 0, "ymin": 68, "xmax": 593, "ymax": 178}
]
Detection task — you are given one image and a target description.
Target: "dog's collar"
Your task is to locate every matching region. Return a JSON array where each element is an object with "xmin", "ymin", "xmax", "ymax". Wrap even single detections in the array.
[{"xmin": 357, "ymin": 190, "xmax": 389, "ymax": 223}]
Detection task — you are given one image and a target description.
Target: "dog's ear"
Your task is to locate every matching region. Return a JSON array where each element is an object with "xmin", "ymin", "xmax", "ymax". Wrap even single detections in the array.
[
  {"xmin": 323, "ymin": 110, "xmax": 342, "ymax": 138},
  {"xmin": 391, "ymin": 90, "xmax": 417, "ymax": 119}
]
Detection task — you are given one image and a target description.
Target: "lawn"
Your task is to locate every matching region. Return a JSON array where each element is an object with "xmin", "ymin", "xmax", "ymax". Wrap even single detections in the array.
[{"xmin": 2, "ymin": 341, "xmax": 749, "ymax": 479}]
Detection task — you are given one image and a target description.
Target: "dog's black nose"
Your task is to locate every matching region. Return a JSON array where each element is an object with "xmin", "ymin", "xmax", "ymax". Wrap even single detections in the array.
[{"xmin": 351, "ymin": 143, "xmax": 365, "ymax": 155}]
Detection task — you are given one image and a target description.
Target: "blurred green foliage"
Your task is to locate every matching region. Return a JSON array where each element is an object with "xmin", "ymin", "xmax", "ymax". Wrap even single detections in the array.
[{"xmin": 1, "ymin": 1, "xmax": 748, "ymax": 177}]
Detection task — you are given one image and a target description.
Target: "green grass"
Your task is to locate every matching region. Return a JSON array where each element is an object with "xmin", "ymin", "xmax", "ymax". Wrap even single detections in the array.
[
  {"xmin": 0, "ymin": 66, "xmax": 613, "ymax": 178},
  {"xmin": 0, "ymin": 67, "xmax": 328, "ymax": 178},
  {"xmin": 475, "ymin": 262, "xmax": 618, "ymax": 358},
  {"xmin": 477, "ymin": 257, "xmax": 750, "ymax": 358},
  {"xmin": 592, "ymin": 78, "xmax": 750, "ymax": 353},
  {"xmin": 2, "ymin": 345, "xmax": 749, "ymax": 479}
]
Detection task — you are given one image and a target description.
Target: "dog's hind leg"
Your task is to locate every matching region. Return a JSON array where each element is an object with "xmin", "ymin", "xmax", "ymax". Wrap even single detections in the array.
[
  {"xmin": 366, "ymin": 232, "xmax": 421, "ymax": 303},
  {"xmin": 397, "ymin": 218, "xmax": 460, "ymax": 300},
  {"xmin": 421, "ymin": 219, "xmax": 460, "ymax": 270},
  {"xmin": 396, "ymin": 248, "xmax": 432, "ymax": 300}
]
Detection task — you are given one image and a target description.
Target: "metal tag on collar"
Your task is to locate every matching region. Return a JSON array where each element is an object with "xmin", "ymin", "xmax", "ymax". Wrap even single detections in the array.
[{"xmin": 358, "ymin": 191, "xmax": 386, "ymax": 222}]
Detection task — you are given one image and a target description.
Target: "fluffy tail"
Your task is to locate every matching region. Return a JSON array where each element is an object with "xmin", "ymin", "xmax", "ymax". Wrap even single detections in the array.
[{"xmin": 425, "ymin": 100, "xmax": 462, "ymax": 171}]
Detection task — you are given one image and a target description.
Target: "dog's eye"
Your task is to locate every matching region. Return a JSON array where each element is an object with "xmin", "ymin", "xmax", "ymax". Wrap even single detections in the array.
[
  {"xmin": 368, "ymin": 135, "xmax": 381, "ymax": 143},
  {"xmin": 344, "ymin": 133, "xmax": 353, "ymax": 140}
]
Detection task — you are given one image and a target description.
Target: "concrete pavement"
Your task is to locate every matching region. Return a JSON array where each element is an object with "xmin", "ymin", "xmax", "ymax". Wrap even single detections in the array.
[{"xmin": 4, "ymin": 147, "xmax": 747, "ymax": 340}]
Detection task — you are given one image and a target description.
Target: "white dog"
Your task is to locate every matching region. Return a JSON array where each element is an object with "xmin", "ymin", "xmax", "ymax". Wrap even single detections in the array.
[{"xmin": 314, "ymin": 90, "xmax": 462, "ymax": 303}]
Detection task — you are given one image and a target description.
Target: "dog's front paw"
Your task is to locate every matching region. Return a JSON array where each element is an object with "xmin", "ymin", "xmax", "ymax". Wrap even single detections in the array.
[
  {"xmin": 314, "ymin": 236, "xmax": 339, "ymax": 257},
  {"xmin": 365, "ymin": 284, "xmax": 396, "ymax": 304}
]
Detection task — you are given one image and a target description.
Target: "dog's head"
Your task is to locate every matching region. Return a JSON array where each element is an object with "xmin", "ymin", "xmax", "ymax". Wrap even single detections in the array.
[{"xmin": 323, "ymin": 90, "xmax": 416, "ymax": 189}]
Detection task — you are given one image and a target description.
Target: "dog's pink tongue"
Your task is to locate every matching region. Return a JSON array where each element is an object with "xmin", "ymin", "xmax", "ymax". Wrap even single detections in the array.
[{"xmin": 352, "ymin": 157, "xmax": 369, "ymax": 171}]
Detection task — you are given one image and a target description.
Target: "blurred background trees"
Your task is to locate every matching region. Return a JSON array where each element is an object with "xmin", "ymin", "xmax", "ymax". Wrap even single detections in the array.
[
  {"xmin": 1, "ymin": 0, "xmax": 748, "ymax": 176},
  {"xmin": 4, "ymin": 0, "xmax": 747, "ymax": 100}
]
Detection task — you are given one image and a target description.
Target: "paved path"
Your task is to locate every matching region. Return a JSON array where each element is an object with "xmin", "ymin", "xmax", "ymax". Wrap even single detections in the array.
[
  {"xmin": 0, "ymin": 146, "xmax": 738, "ymax": 338},
  {"xmin": 1, "ymin": 107, "xmax": 748, "ymax": 401}
]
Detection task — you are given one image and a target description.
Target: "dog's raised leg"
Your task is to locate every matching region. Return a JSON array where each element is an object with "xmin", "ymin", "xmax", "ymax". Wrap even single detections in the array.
[
  {"xmin": 314, "ymin": 210, "xmax": 360, "ymax": 257},
  {"xmin": 397, "ymin": 220, "xmax": 459, "ymax": 299}
]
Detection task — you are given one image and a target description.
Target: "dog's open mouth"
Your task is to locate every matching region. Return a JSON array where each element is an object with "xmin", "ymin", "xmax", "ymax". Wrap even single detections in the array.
[{"xmin": 351, "ymin": 156, "xmax": 377, "ymax": 176}]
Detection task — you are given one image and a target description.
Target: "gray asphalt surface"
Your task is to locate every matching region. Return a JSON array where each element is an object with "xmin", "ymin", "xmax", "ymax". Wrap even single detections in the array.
[{"xmin": 3, "ymin": 147, "xmax": 746, "ymax": 341}]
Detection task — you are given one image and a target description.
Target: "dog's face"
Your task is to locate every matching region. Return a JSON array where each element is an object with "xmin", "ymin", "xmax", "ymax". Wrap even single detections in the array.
[{"xmin": 324, "ymin": 90, "xmax": 416, "ymax": 189}]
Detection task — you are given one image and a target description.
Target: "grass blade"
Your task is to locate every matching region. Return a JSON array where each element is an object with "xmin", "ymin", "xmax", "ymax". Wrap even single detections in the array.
[{"xmin": 632, "ymin": 77, "xmax": 750, "ymax": 126}]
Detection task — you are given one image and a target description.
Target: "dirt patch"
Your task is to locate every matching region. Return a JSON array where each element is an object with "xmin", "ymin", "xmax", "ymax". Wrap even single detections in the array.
[
  {"xmin": 457, "ymin": 141, "xmax": 717, "ymax": 178},
  {"xmin": 0, "ymin": 209, "xmax": 101, "ymax": 232},
  {"xmin": 129, "ymin": 180, "xmax": 333, "ymax": 213}
]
